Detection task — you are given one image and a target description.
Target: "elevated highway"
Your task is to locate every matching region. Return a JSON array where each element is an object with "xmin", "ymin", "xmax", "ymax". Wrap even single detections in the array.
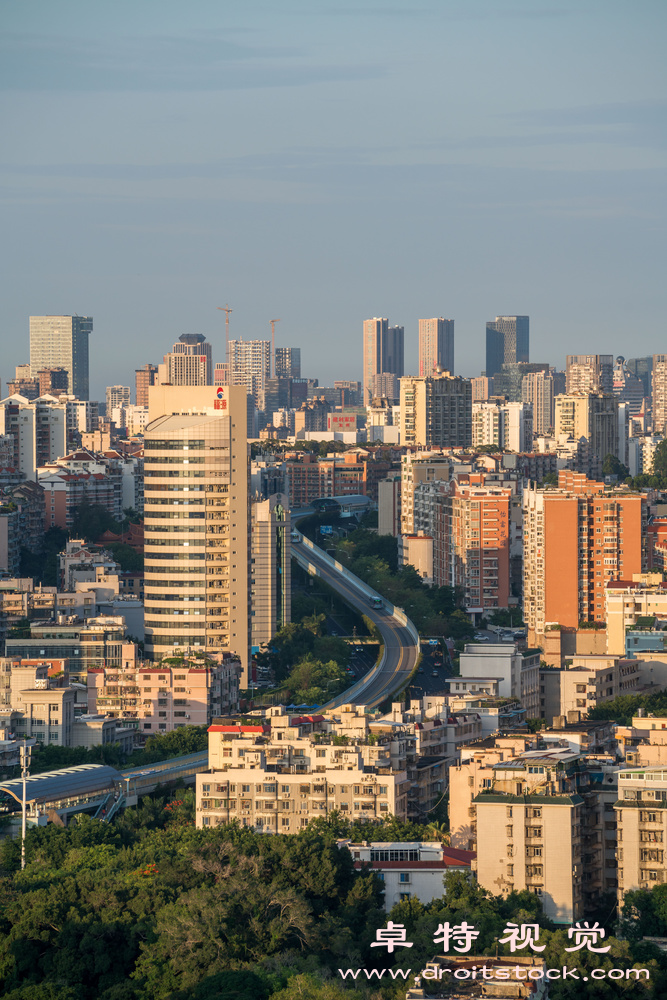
[{"xmin": 290, "ymin": 524, "xmax": 420, "ymax": 710}]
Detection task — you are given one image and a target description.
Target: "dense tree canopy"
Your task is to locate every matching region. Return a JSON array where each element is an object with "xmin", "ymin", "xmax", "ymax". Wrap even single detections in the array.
[{"xmin": 0, "ymin": 805, "xmax": 665, "ymax": 999}]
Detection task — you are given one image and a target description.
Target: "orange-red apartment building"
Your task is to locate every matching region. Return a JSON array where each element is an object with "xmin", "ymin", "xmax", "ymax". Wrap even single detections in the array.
[
  {"xmin": 434, "ymin": 479, "xmax": 511, "ymax": 613},
  {"xmin": 286, "ymin": 451, "xmax": 390, "ymax": 507},
  {"xmin": 523, "ymin": 470, "xmax": 646, "ymax": 643}
]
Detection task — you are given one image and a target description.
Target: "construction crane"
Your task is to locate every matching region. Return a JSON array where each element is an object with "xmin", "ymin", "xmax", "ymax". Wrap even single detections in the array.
[
  {"xmin": 217, "ymin": 304, "xmax": 233, "ymax": 363},
  {"xmin": 270, "ymin": 318, "xmax": 281, "ymax": 378}
]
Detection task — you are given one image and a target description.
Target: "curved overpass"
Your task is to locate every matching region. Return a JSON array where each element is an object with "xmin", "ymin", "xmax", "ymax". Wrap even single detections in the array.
[{"xmin": 290, "ymin": 526, "xmax": 420, "ymax": 710}]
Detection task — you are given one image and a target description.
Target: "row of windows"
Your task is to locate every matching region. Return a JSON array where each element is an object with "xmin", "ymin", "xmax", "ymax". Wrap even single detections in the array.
[
  {"xmin": 145, "ymin": 526, "xmax": 207, "ymax": 534},
  {"xmin": 145, "ymin": 456, "xmax": 207, "ymax": 464},
  {"xmin": 144, "ymin": 439, "xmax": 206, "ymax": 449},
  {"xmin": 145, "ymin": 511, "xmax": 207, "ymax": 519},
  {"xmin": 145, "ymin": 471, "xmax": 208, "ymax": 478},
  {"xmin": 144, "ymin": 552, "xmax": 207, "ymax": 559}
]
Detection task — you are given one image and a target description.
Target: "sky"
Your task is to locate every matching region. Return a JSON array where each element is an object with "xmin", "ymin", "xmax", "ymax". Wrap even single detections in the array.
[{"xmin": 1, "ymin": 0, "xmax": 666, "ymax": 402}]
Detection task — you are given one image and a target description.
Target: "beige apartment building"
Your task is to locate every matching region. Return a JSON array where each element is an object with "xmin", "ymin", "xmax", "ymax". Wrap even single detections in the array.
[
  {"xmin": 250, "ymin": 494, "xmax": 291, "ymax": 652},
  {"xmin": 618, "ymin": 716, "xmax": 667, "ymax": 768},
  {"xmin": 457, "ymin": 734, "xmax": 620, "ymax": 922},
  {"xmin": 88, "ymin": 649, "xmax": 240, "ymax": 734},
  {"xmin": 616, "ymin": 767, "xmax": 667, "ymax": 900},
  {"xmin": 565, "ymin": 354, "xmax": 614, "ymax": 394},
  {"xmin": 606, "ymin": 575, "xmax": 667, "ymax": 655},
  {"xmin": 400, "ymin": 451, "xmax": 453, "ymax": 535},
  {"xmin": 554, "ymin": 392, "xmax": 619, "ymax": 460},
  {"xmin": 143, "ymin": 384, "xmax": 252, "ymax": 684},
  {"xmin": 196, "ymin": 705, "xmax": 413, "ymax": 832},
  {"xmin": 449, "ymin": 735, "xmax": 538, "ymax": 850},
  {"xmin": 539, "ymin": 655, "xmax": 642, "ymax": 725}
]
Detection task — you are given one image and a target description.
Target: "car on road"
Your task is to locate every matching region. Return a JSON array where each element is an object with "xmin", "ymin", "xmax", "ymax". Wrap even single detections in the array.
[
  {"xmin": 432, "ymin": 669, "xmax": 438, "ymax": 677},
  {"xmin": 474, "ymin": 633, "xmax": 489, "ymax": 641},
  {"xmin": 418, "ymin": 667, "xmax": 424, "ymax": 673}
]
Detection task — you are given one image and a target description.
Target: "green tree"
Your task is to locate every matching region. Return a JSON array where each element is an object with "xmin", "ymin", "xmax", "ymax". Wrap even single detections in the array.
[{"xmin": 602, "ymin": 453, "xmax": 630, "ymax": 479}]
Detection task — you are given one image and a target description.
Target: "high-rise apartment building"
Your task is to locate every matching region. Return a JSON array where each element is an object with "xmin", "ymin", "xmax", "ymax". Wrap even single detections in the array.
[
  {"xmin": 471, "ymin": 401, "xmax": 533, "ymax": 452},
  {"xmin": 554, "ymin": 393, "xmax": 619, "ymax": 461},
  {"xmin": 566, "ymin": 355, "xmax": 614, "ymax": 394},
  {"xmin": 106, "ymin": 385, "xmax": 131, "ymax": 416},
  {"xmin": 434, "ymin": 481, "xmax": 511, "ymax": 611},
  {"xmin": 522, "ymin": 371, "xmax": 555, "ymax": 436},
  {"xmin": 30, "ymin": 315, "xmax": 93, "ymax": 399},
  {"xmin": 485, "ymin": 316, "xmax": 529, "ymax": 378},
  {"xmin": 523, "ymin": 470, "xmax": 646, "ymax": 642},
  {"xmin": 135, "ymin": 364, "xmax": 158, "ymax": 406},
  {"xmin": 370, "ymin": 372, "xmax": 398, "ymax": 402},
  {"xmin": 399, "ymin": 373, "xmax": 472, "ymax": 449},
  {"xmin": 474, "ymin": 747, "xmax": 619, "ymax": 922},
  {"xmin": 652, "ymin": 354, "xmax": 667, "ymax": 434},
  {"xmin": 158, "ymin": 334, "xmax": 213, "ymax": 386},
  {"xmin": 471, "ymin": 376, "xmax": 493, "ymax": 402},
  {"xmin": 36, "ymin": 368, "xmax": 69, "ymax": 397},
  {"xmin": 143, "ymin": 385, "xmax": 251, "ymax": 683},
  {"xmin": 274, "ymin": 347, "xmax": 301, "ymax": 379},
  {"xmin": 400, "ymin": 452, "xmax": 453, "ymax": 535},
  {"xmin": 418, "ymin": 318, "xmax": 454, "ymax": 376},
  {"xmin": 0, "ymin": 394, "xmax": 67, "ymax": 480},
  {"xmin": 228, "ymin": 339, "xmax": 271, "ymax": 406},
  {"xmin": 616, "ymin": 767, "xmax": 667, "ymax": 902},
  {"xmin": 250, "ymin": 495, "xmax": 291, "ymax": 652},
  {"xmin": 362, "ymin": 318, "xmax": 404, "ymax": 405}
]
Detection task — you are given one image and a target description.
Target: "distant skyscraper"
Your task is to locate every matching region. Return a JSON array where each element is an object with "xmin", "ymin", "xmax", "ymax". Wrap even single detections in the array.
[
  {"xmin": 30, "ymin": 315, "xmax": 93, "ymax": 399},
  {"xmin": 627, "ymin": 356, "xmax": 653, "ymax": 399},
  {"xmin": 143, "ymin": 384, "xmax": 251, "ymax": 683},
  {"xmin": 566, "ymin": 355, "xmax": 613, "ymax": 394},
  {"xmin": 228, "ymin": 340, "xmax": 271, "ymax": 406},
  {"xmin": 158, "ymin": 334, "xmax": 213, "ymax": 386},
  {"xmin": 274, "ymin": 347, "xmax": 301, "ymax": 379},
  {"xmin": 484, "ymin": 316, "xmax": 529, "ymax": 378},
  {"xmin": 135, "ymin": 364, "xmax": 158, "ymax": 406},
  {"xmin": 362, "ymin": 318, "xmax": 404, "ymax": 404},
  {"xmin": 419, "ymin": 318, "xmax": 454, "ymax": 376}
]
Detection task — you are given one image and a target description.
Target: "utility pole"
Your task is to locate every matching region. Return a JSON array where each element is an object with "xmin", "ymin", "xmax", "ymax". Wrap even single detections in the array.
[
  {"xmin": 20, "ymin": 740, "xmax": 32, "ymax": 870},
  {"xmin": 270, "ymin": 318, "xmax": 281, "ymax": 379},
  {"xmin": 217, "ymin": 304, "xmax": 233, "ymax": 365}
]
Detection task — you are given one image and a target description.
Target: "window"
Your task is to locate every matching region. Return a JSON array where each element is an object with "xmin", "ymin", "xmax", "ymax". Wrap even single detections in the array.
[
  {"xmin": 399, "ymin": 892, "xmax": 411, "ymax": 901},
  {"xmin": 399, "ymin": 873, "xmax": 411, "ymax": 883}
]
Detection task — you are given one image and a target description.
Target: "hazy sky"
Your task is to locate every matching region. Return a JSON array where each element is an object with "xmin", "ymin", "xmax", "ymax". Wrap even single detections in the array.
[{"xmin": 1, "ymin": 0, "xmax": 666, "ymax": 402}]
